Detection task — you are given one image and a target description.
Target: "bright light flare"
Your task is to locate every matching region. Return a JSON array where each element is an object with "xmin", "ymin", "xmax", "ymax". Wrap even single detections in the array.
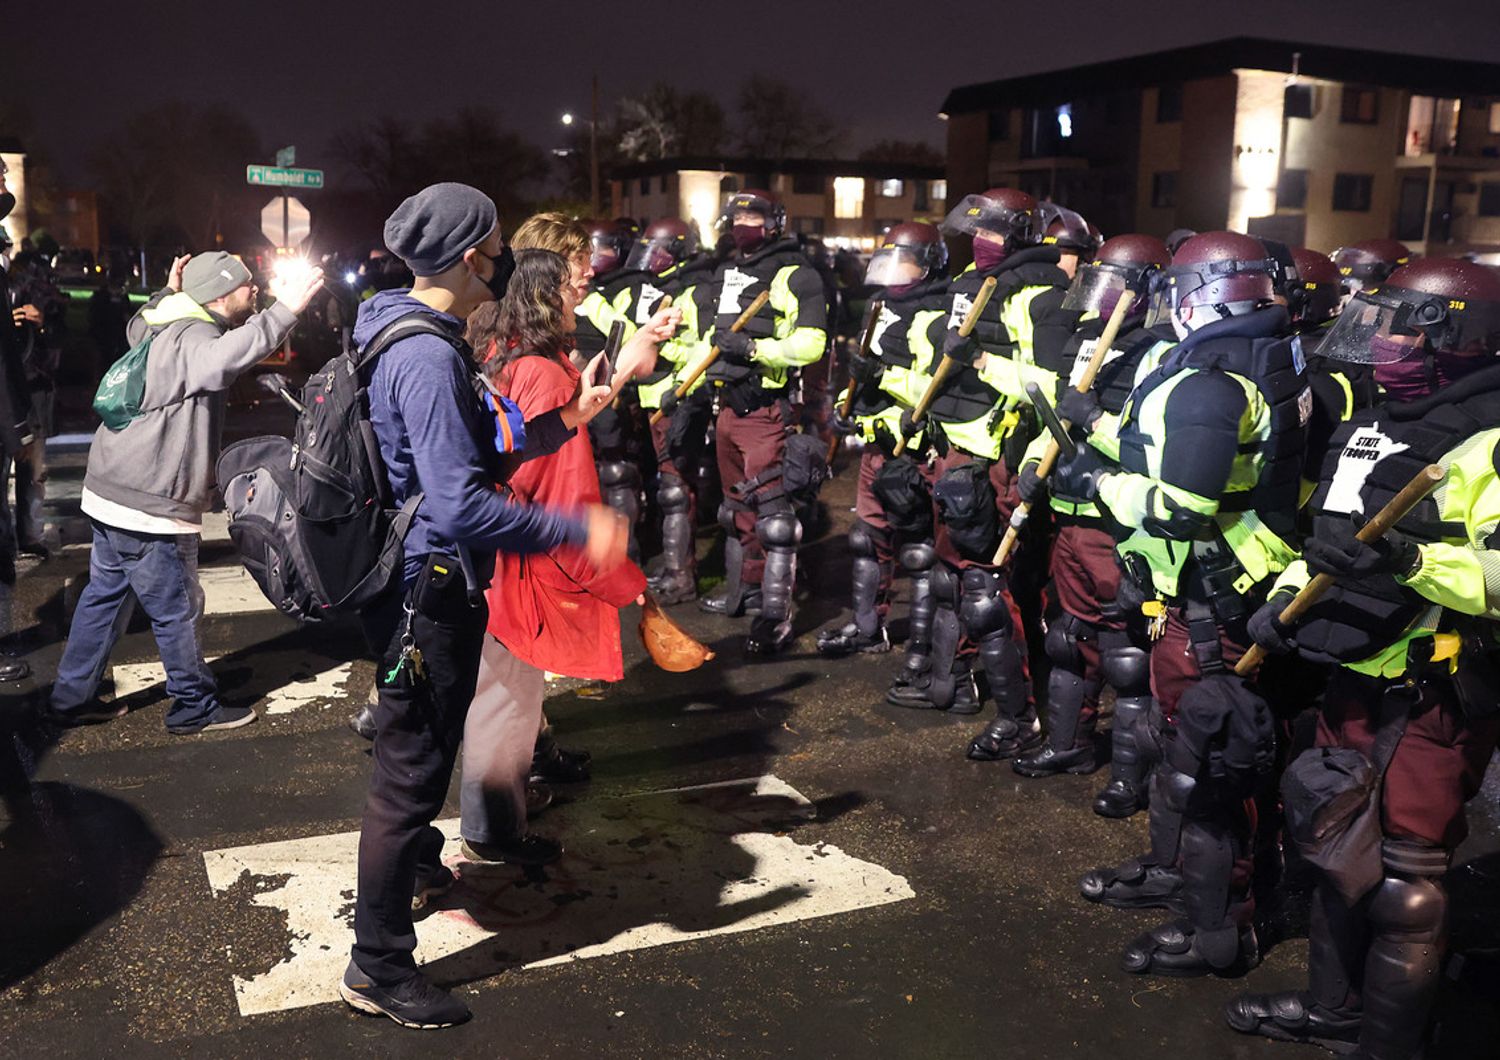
[
  {"xmin": 561, "ymin": 112, "xmax": 575, "ymax": 126},
  {"xmin": 270, "ymin": 256, "xmax": 314, "ymax": 302},
  {"xmin": 344, "ymin": 271, "xmax": 358, "ymax": 286}
]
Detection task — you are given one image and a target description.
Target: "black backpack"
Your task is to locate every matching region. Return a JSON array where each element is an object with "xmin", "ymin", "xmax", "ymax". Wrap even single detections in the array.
[{"xmin": 215, "ymin": 314, "xmax": 459, "ymax": 621}]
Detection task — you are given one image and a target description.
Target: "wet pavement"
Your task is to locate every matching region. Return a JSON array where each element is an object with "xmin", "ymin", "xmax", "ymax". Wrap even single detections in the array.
[{"xmin": 2, "ymin": 441, "xmax": 1499, "ymax": 1059}]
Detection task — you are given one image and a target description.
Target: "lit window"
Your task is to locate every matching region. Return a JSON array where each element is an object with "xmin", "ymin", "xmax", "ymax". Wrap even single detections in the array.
[
  {"xmin": 879, "ymin": 179, "xmax": 904, "ymax": 198},
  {"xmin": 931, "ymin": 180, "xmax": 947, "ymax": 202},
  {"xmin": 1490, "ymin": 102, "xmax": 1500, "ymax": 135},
  {"xmin": 1056, "ymin": 103, "xmax": 1073, "ymax": 139},
  {"xmin": 833, "ymin": 177, "xmax": 866, "ymax": 219}
]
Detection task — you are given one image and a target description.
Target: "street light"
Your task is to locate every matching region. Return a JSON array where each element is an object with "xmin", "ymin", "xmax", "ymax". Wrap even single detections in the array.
[{"xmin": 560, "ymin": 74, "xmax": 601, "ymax": 216}]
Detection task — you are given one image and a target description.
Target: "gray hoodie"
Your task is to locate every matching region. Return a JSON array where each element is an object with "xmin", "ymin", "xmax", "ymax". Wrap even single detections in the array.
[{"xmin": 83, "ymin": 289, "xmax": 296, "ymax": 522}]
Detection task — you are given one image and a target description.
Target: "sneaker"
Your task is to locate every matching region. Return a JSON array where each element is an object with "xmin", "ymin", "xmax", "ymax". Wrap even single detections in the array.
[
  {"xmin": 530, "ymin": 744, "xmax": 592, "ymax": 784},
  {"xmin": 525, "ymin": 780, "xmax": 554, "ymax": 817},
  {"xmin": 412, "ymin": 864, "xmax": 456, "ymax": 912},
  {"xmin": 338, "ymin": 962, "xmax": 470, "ymax": 1029},
  {"xmin": 46, "ymin": 700, "xmax": 128, "ymax": 727},
  {"xmin": 167, "ymin": 705, "xmax": 258, "ymax": 735},
  {"xmin": 459, "ymin": 834, "xmax": 563, "ymax": 867},
  {"xmin": 0, "ymin": 654, "xmax": 31, "ymax": 682}
]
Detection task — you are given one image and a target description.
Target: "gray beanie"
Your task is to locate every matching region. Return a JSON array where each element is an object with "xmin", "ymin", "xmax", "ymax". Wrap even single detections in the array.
[
  {"xmin": 383, "ymin": 182, "xmax": 498, "ymax": 276},
  {"xmin": 182, "ymin": 252, "xmax": 253, "ymax": 305}
]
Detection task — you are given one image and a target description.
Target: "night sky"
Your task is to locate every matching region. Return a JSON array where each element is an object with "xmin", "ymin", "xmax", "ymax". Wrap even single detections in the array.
[{"xmin": 7, "ymin": 0, "xmax": 1500, "ymax": 190}]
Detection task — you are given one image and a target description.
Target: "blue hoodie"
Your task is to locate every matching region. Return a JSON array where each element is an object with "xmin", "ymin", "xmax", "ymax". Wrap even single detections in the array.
[{"xmin": 354, "ymin": 289, "xmax": 587, "ymax": 583}]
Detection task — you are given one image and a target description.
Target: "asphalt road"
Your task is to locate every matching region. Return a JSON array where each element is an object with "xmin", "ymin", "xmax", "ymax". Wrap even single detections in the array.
[{"xmin": 2, "ymin": 435, "xmax": 1498, "ymax": 1059}]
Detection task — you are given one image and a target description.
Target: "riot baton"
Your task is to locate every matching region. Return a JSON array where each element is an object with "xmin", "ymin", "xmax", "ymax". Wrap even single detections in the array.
[
  {"xmin": 648, "ymin": 291, "xmax": 770, "ymax": 427},
  {"xmin": 990, "ymin": 289, "xmax": 1136, "ymax": 566},
  {"xmin": 827, "ymin": 298, "xmax": 885, "ymax": 468},
  {"xmin": 893, "ymin": 275, "xmax": 999, "ymax": 457},
  {"xmin": 1026, "ymin": 382, "xmax": 1076, "ymax": 461},
  {"xmin": 1234, "ymin": 463, "xmax": 1446, "ymax": 676}
]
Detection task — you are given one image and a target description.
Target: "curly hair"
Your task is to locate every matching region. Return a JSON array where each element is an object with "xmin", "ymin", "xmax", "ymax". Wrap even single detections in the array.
[
  {"xmin": 464, "ymin": 248, "xmax": 573, "ymax": 383},
  {"xmin": 510, "ymin": 212, "xmax": 590, "ymax": 260}
]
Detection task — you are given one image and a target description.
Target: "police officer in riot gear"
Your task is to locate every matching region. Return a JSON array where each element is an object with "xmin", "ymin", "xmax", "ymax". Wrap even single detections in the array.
[
  {"xmin": 1226, "ymin": 257, "xmax": 1500, "ymax": 1060},
  {"xmin": 1331, "ymin": 238, "xmax": 1413, "ymax": 305},
  {"xmin": 1010, "ymin": 235, "xmax": 1176, "ymax": 818},
  {"xmin": 817, "ymin": 222, "xmax": 948, "ymax": 658},
  {"xmin": 699, "ymin": 189, "xmax": 829, "ymax": 655},
  {"xmin": 1065, "ymin": 231, "xmax": 1309, "ymax": 977}
]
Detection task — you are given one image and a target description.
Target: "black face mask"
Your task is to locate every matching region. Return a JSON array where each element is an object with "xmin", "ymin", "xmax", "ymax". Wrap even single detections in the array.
[
  {"xmin": 482, "ymin": 245, "xmax": 516, "ymax": 302},
  {"xmin": 0, "ymin": 193, "xmax": 13, "ymax": 221}
]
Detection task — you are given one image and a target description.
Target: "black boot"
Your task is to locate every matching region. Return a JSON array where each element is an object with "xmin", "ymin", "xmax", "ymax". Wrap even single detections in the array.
[
  {"xmin": 886, "ymin": 545, "xmax": 937, "ymax": 704},
  {"xmin": 1013, "ymin": 667, "xmax": 1101, "ymax": 777},
  {"xmin": 1080, "ymin": 784, "xmax": 1186, "ymax": 911},
  {"xmin": 1121, "ymin": 918, "xmax": 1259, "ymax": 978},
  {"xmin": 701, "ymin": 527, "xmax": 759, "ymax": 616},
  {"xmin": 1093, "ymin": 694, "xmax": 1154, "ymax": 818},
  {"xmin": 965, "ymin": 635, "xmax": 1041, "ymax": 759}
]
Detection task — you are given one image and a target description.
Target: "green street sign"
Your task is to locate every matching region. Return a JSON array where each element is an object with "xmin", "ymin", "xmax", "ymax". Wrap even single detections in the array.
[{"xmin": 246, "ymin": 164, "xmax": 324, "ymax": 190}]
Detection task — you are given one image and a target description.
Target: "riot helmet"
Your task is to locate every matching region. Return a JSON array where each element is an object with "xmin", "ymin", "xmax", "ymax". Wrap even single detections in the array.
[
  {"xmin": 1288, "ymin": 246, "xmax": 1342, "ymax": 327},
  {"xmin": 1316, "ymin": 257, "xmax": 1500, "ymax": 366},
  {"xmin": 1062, "ymin": 233, "xmax": 1170, "ymax": 320},
  {"xmin": 585, "ymin": 219, "xmax": 631, "ymax": 277},
  {"xmin": 865, "ymin": 222, "xmax": 948, "ymax": 288},
  {"xmin": 625, "ymin": 217, "xmax": 700, "ymax": 274},
  {"xmin": 720, "ymin": 188, "xmax": 786, "ymax": 254},
  {"xmin": 940, "ymin": 187, "xmax": 1042, "ymax": 249},
  {"xmin": 1148, "ymin": 230, "xmax": 1278, "ymax": 334},
  {"xmin": 1330, "ymin": 238, "xmax": 1413, "ymax": 297}
]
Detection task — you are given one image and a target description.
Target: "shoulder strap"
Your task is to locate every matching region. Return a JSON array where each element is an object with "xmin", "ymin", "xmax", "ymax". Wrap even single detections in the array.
[
  {"xmin": 354, "ymin": 313, "xmax": 467, "ymax": 374},
  {"xmin": 1370, "ymin": 686, "xmax": 1415, "ymax": 779}
]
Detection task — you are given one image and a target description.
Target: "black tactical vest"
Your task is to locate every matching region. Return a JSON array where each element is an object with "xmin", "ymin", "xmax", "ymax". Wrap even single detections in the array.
[
  {"xmin": 851, "ymin": 280, "xmax": 950, "ymax": 418},
  {"xmin": 575, "ymin": 269, "xmax": 647, "ymax": 357},
  {"xmin": 706, "ymin": 239, "xmax": 810, "ymax": 386},
  {"xmin": 1293, "ymin": 364, "xmax": 1500, "ymax": 662}
]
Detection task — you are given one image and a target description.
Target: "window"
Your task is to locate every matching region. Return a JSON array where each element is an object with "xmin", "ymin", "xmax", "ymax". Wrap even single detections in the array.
[
  {"xmin": 1480, "ymin": 182, "xmax": 1500, "ymax": 217},
  {"xmin": 1489, "ymin": 102, "xmax": 1500, "ymax": 134},
  {"xmin": 658, "ymin": 175, "xmax": 668, "ymax": 193},
  {"xmin": 1332, "ymin": 173, "xmax": 1374, "ymax": 211},
  {"xmin": 1151, "ymin": 171, "xmax": 1178, "ymax": 208},
  {"xmin": 833, "ymin": 177, "xmax": 866, "ymax": 219},
  {"xmin": 931, "ymin": 179, "xmax": 947, "ymax": 202},
  {"xmin": 1340, "ymin": 86, "xmax": 1380, "ymax": 124},
  {"xmin": 792, "ymin": 216, "xmax": 824, "ymax": 235},
  {"xmin": 878, "ymin": 179, "xmax": 904, "ymax": 198},
  {"xmin": 639, "ymin": 176, "xmax": 651, "ymax": 195},
  {"xmin": 791, "ymin": 172, "xmax": 824, "ymax": 196},
  {"xmin": 1056, "ymin": 103, "xmax": 1074, "ymax": 139},
  {"xmin": 1284, "ymin": 84, "xmax": 1314, "ymax": 119},
  {"xmin": 1277, "ymin": 168, "xmax": 1309, "ymax": 210},
  {"xmin": 987, "ymin": 109, "xmax": 1009, "ymax": 140},
  {"xmin": 913, "ymin": 181, "xmax": 930, "ymax": 211},
  {"xmin": 1156, "ymin": 82, "xmax": 1183, "ymax": 123}
]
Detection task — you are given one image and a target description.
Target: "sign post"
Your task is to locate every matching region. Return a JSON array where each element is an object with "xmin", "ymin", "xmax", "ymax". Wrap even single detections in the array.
[{"xmin": 246, "ymin": 164, "xmax": 324, "ymax": 190}]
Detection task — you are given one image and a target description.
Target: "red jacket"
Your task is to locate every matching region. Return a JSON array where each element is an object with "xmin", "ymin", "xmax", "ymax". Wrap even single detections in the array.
[{"xmin": 486, "ymin": 350, "xmax": 645, "ymax": 681}]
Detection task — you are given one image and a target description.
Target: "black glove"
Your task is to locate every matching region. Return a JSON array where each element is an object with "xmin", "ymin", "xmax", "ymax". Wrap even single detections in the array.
[
  {"xmin": 848, "ymin": 353, "xmax": 884, "ymax": 387},
  {"xmin": 1054, "ymin": 445, "xmax": 1106, "ymax": 502},
  {"xmin": 899, "ymin": 408, "xmax": 927, "ymax": 438},
  {"xmin": 715, "ymin": 330, "xmax": 755, "ymax": 365},
  {"xmin": 1017, "ymin": 462, "xmax": 1047, "ymax": 505},
  {"xmin": 1247, "ymin": 590, "xmax": 1298, "ymax": 656},
  {"xmin": 1055, "ymin": 388, "xmax": 1102, "ymax": 432},
  {"xmin": 830, "ymin": 408, "xmax": 857, "ymax": 435},
  {"xmin": 657, "ymin": 389, "xmax": 680, "ymax": 417},
  {"xmin": 941, "ymin": 329, "xmax": 982, "ymax": 366},
  {"xmin": 1304, "ymin": 514, "xmax": 1421, "ymax": 580}
]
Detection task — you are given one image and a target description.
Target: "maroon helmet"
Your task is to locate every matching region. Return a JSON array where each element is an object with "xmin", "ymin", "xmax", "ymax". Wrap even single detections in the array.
[
  {"xmin": 720, "ymin": 188, "xmax": 787, "ymax": 238},
  {"xmin": 1331, "ymin": 238, "xmax": 1413, "ymax": 292},
  {"xmin": 625, "ymin": 217, "xmax": 700, "ymax": 274},
  {"xmin": 1063, "ymin": 234, "xmax": 1170, "ymax": 318},
  {"xmin": 941, "ymin": 187, "xmax": 1042, "ymax": 247},
  {"xmin": 865, "ymin": 222, "xmax": 948, "ymax": 287},
  {"xmin": 1040, "ymin": 203, "xmax": 1097, "ymax": 256},
  {"xmin": 1289, "ymin": 246, "xmax": 1342, "ymax": 326},
  {"xmin": 1319, "ymin": 257, "xmax": 1500, "ymax": 365},
  {"xmin": 1160, "ymin": 231, "xmax": 1277, "ymax": 313},
  {"xmin": 585, "ymin": 218, "xmax": 631, "ymax": 276}
]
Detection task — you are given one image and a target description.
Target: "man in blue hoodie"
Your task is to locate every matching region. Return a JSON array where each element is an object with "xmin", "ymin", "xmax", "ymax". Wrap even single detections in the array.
[{"xmin": 339, "ymin": 183, "xmax": 629, "ymax": 1030}]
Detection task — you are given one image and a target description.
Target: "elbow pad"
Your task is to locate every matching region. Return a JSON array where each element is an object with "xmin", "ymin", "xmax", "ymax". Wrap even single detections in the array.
[{"xmin": 1141, "ymin": 489, "xmax": 1213, "ymax": 542}]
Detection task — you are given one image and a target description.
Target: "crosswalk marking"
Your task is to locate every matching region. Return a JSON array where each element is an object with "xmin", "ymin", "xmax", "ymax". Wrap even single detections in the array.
[
  {"xmin": 113, "ymin": 656, "xmax": 356, "ymax": 715},
  {"xmin": 202, "ymin": 775, "xmax": 915, "ymax": 1017}
]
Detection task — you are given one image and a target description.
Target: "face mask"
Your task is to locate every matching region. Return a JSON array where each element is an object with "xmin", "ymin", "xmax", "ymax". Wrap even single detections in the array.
[
  {"xmin": 972, "ymin": 238, "xmax": 1007, "ymax": 272},
  {"xmin": 0, "ymin": 193, "xmax": 13, "ymax": 221},
  {"xmin": 646, "ymin": 247, "xmax": 675, "ymax": 275},
  {"xmin": 732, "ymin": 224, "xmax": 767, "ymax": 254},
  {"xmin": 482, "ymin": 245, "xmax": 516, "ymax": 302},
  {"xmin": 590, "ymin": 250, "xmax": 620, "ymax": 276},
  {"xmin": 1372, "ymin": 336, "xmax": 1490, "ymax": 400}
]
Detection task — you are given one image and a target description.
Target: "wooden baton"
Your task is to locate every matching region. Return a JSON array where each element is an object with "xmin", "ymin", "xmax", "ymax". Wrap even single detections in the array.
[
  {"xmin": 648, "ymin": 290, "xmax": 770, "ymax": 427},
  {"xmin": 1234, "ymin": 462, "xmax": 1447, "ymax": 676},
  {"xmin": 991, "ymin": 289, "xmax": 1137, "ymax": 565},
  {"xmin": 892, "ymin": 275, "xmax": 999, "ymax": 457}
]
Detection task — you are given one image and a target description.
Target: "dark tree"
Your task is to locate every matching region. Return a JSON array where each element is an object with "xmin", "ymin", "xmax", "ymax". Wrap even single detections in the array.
[
  {"xmin": 858, "ymin": 139, "xmax": 944, "ymax": 166},
  {"xmin": 616, "ymin": 83, "xmax": 728, "ymax": 160},
  {"xmin": 734, "ymin": 76, "xmax": 843, "ymax": 161}
]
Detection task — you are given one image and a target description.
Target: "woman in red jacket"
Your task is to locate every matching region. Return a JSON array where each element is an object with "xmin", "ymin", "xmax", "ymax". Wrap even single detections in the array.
[{"xmin": 458, "ymin": 249, "xmax": 677, "ymax": 867}]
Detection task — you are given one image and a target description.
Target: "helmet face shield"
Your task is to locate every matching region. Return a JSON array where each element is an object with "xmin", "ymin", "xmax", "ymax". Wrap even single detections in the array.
[
  {"xmin": 1318, "ymin": 284, "xmax": 1500, "ymax": 364},
  {"xmin": 865, "ymin": 245, "xmax": 928, "ymax": 287},
  {"xmin": 1062, "ymin": 263, "xmax": 1132, "ymax": 316},
  {"xmin": 941, "ymin": 193, "xmax": 1038, "ymax": 243},
  {"xmin": 625, "ymin": 239, "xmax": 677, "ymax": 274}
]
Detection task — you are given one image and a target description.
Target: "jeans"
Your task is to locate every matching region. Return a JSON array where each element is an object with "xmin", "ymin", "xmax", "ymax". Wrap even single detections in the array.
[
  {"xmin": 352, "ymin": 556, "xmax": 486, "ymax": 986},
  {"xmin": 51, "ymin": 520, "xmax": 218, "ymax": 729}
]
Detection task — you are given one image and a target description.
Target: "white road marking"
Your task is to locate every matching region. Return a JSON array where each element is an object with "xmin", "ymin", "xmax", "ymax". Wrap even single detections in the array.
[
  {"xmin": 202, "ymin": 775, "xmax": 915, "ymax": 1017},
  {"xmin": 199, "ymin": 564, "xmax": 278, "ymax": 614},
  {"xmin": 113, "ymin": 656, "xmax": 355, "ymax": 715}
]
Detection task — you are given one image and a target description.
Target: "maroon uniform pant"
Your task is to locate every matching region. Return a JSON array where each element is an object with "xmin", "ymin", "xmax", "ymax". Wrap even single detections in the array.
[{"xmin": 715, "ymin": 403, "xmax": 787, "ymax": 586}]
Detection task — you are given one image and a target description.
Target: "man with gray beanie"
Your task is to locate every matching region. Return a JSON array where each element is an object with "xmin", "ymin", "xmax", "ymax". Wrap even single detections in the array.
[
  {"xmin": 46, "ymin": 251, "xmax": 325, "ymax": 734},
  {"xmin": 339, "ymin": 182, "xmax": 629, "ymax": 1030}
]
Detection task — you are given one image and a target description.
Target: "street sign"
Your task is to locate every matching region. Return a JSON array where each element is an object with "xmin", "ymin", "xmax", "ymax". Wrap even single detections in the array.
[
  {"xmin": 261, "ymin": 196, "xmax": 311, "ymax": 249},
  {"xmin": 246, "ymin": 164, "xmax": 324, "ymax": 190},
  {"xmin": 275, "ymin": 146, "xmax": 296, "ymax": 168}
]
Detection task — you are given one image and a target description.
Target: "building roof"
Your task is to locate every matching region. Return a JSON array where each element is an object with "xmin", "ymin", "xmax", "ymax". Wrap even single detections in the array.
[
  {"xmin": 609, "ymin": 155, "xmax": 945, "ymax": 182},
  {"xmin": 0, "ymin": 137, "xmax": 24, "ymax": 154},
  {"xmin": 941, "ymin": 35, "xmax": 1500, "ymax": 114}
]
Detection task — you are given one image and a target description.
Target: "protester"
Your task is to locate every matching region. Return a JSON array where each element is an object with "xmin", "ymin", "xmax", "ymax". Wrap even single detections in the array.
[
  {"xmin": 338, "ymin": 183, "xmax": 629, "ymax": 1030},
  {"xmin": 456, "ymin": 248, "xmax": 675, "ymax": 868}
]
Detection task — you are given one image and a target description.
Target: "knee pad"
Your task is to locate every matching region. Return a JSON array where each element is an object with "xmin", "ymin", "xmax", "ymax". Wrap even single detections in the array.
[
  {"xmin": 657, "ymin": 474, "xmax": 691, "ymax": 514},
  {"xmin": 717, "ymin": 501, "xmax": 739, "ymax": 534},
  {"xmin": 1367, "ymin": 872, "xmax": 1447, "ymax": 943},
  {"xmin": 958, "ymin": 567, "xmax": 1012, "ymax": 640},
  {"xmin": 898, "ymin": 541, "xmax": 937, "ymax": 575},
  {"xmin": 1044, "ymin": 612, "xmax": 1089, "ymax": 670},
  {"xmin": 1099, "ymin": 643, "xmax": 1151, "ymax": 696},
  {"xmin": 755, "ymin": 511, "xmax": 801, "ymax": 551},
  {"xmin": 848, "ymin": 519, "xmax": 887, "ymax": 561},
  {"xmin": 929, "ymin": 562, "xmax": 960, "ymax": 607},
  {"xmin": 597, "ymin": 460, "xmax": 640, "ymax": 489}
]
